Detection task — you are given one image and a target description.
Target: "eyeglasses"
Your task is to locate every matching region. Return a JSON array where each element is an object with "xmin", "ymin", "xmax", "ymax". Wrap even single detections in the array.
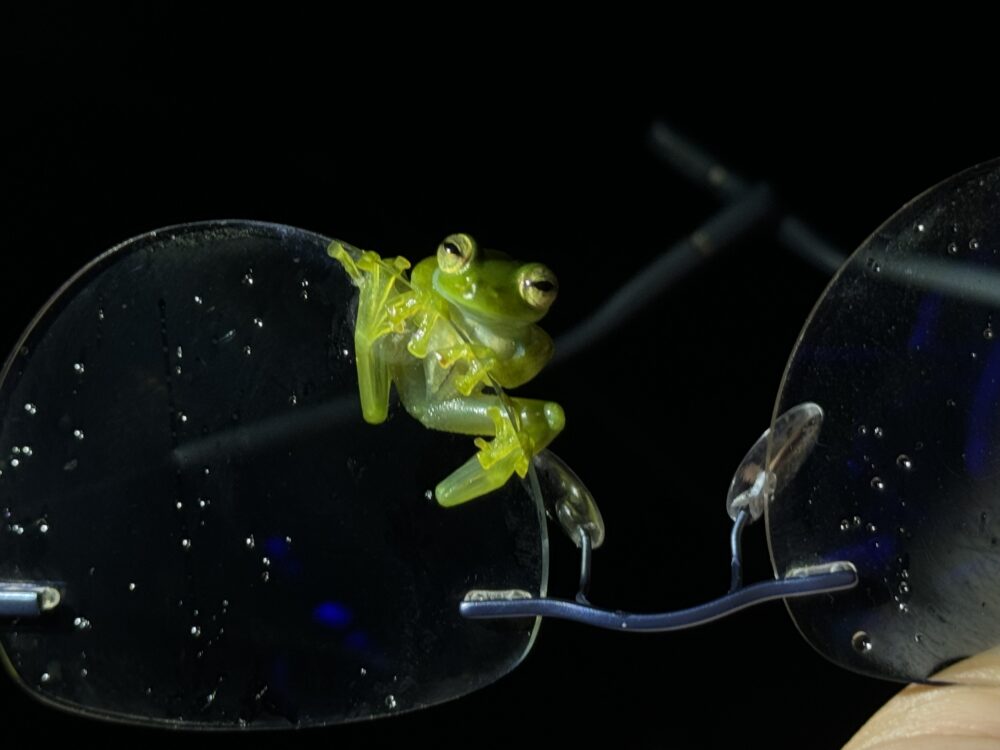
[{"xmin": 2, "ymin": 157, "xmax": 999, "ymax": 730}]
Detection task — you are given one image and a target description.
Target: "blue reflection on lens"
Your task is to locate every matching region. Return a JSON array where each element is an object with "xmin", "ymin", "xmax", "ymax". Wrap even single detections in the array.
[
  {"xmin": 345, "ymin": 630, "xmax": 369, "ymax": 651},
  {"xmin": 314, "ymin": 601, "xmax": 353, "ymax": 629},
  {"xmin": 966, "ymin": 343, "xmax": 1000, "ymax": 477},
  {"xmin": 265, "ymin": 535, "xmax": 291, "ymax": 560},
  {"xmin": 908, "ymin": 295, "xmax": 941, "ymax": 352},
  {"xmin": 828, "ymin": 536, "xmax": 897, "ymax": 570}
]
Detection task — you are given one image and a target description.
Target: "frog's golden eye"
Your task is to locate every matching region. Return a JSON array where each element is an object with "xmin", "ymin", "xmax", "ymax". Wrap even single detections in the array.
[
  {"xmin": 518, "ymin": 264, "xmax": 559, "ymax": 310},
  {"xmin": 437, "ymin": 233, "xmax": 477, "ymax": 274}
]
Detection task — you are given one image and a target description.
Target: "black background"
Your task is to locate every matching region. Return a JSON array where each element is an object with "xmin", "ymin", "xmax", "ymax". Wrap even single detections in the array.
[{"xmin": 3, "ymin": 13, "xmax": 998, "ymax": 748}]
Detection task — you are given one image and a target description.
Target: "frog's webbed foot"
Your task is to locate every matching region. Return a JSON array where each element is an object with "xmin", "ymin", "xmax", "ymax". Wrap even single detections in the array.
[
  {"xmin": 475, "ymin": 406, "xmax": 531, "ymax": 474},
  {"xmin": 436, "ymin": 407, "xmax": 528, "ymax": 507},
  {"xmin": 442, "ymin": 345, "xmax": 497, "ymax": 396},
  {"xmin": 436, "ymin": 402, "xmax": 565, "ymax": 507}
]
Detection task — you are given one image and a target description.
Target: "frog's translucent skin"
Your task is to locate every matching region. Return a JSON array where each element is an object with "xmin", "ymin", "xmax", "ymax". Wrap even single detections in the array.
[{"xmin": 330, "ymin": 234, "xmax": 564, "ymax": 506}]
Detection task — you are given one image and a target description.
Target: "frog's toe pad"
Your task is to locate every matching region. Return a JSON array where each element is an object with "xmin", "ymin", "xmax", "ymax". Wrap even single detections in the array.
[{"xmin": 544, "ymin": 402, "xmax": 565, "ymax": 432}]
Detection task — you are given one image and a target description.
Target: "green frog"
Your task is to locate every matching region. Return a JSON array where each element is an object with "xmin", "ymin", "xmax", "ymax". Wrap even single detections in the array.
[{"xmin": 329, "ymin": 233, "xmax": 564, "ymax": 506}]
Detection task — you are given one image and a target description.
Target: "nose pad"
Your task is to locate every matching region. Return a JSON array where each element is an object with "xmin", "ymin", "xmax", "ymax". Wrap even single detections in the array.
[
  {"xmin": 531, "ymin": 449, "xmax": 604, "ymax": 550},
  {"xmin": 726, "ymin": 402, "xmax": 824, "ymax": 522}
]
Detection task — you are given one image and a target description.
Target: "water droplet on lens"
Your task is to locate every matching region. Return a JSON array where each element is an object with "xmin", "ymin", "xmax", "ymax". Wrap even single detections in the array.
[
  {"xmin": 873, "ymin": 426, "xmax": 883, "ymax": 438},
  {"xmin": 852, "ymin": 515, "xmax": 862, "ymax": 527},
  {"xmin": 840, "ymin": 519, "xmax": 850, "ymax": 531},
  {"xmin": 261, "ymin": 571, "xmax": 270, "ymax": 583},
  {"xmin": 360, "ymin": 667, "xmax": 367, "ymax": 676},
  {"xmin": 181, "ymin": 538, "xmax": 191, "ymax": 550},
  {"xmin": 128, "ymin": 582, "xmax": 136, "ymax": 592},
  {"xmin": 80, "ymin": 668, "xmax": 88, "ymax": 678},
  {"xmin": 190, "ymin": 626, "xmax": 202, "ymax": 638},
  {"xmin": 73, "ymin": 429, "xmax": 84, "ymax": 441},
  {"xmin": 242, "ymin": 269, "xmax": 255, "ymax": 287},
  {"xmin": 194, "ymin": 295, "xmax": 203, "ymax": 305},
  {"xmin": 289, "ymin": 394, "xmax": 298, "ymax": 406},
  {"xmin": 385, "ymin": 695, "xmax": 397, "ymax": 709},
  {"xmin": 215, "ymin": 329, "xmax": 236, "ymax": 345},
  {"xmin": 899, "ymin": 581, "xmax": 910, "ymax": 595},
  {"xmin": 38, "ymin": 522, "xmax": 48, "ymax": 533},
  {"xmin": 917, "ymin": 223, "xmax": 925, "ymax": 232},
  {"xmin": 245, "ymin": 535, "xmax": 255, "ymax": 550},
  {"xmin": 852, "ymin": 631, "xmax": 872, "ymax": 653},
  {"xmin": 40, "ymin": 672, "xmax": 51, "ymax": 684},
  {"xmin": 858, "ymin": 424, "xmax": 868, "ymax": 436},
  {"xmin": 73, "ymin": 616, "xmax": 91, "ymax": 630},
  {"xmin": 261, "ymin": 556, "xmax": 271, "ymax": 568},
  {"xmin": 10, "ymin": 459, "xmax": 19, "ymax": 468},
  {"xmin": 97, "ymin": 308, "xmax": 105, "ymax": 320},
  {"xmin": 970, "ymin": 238, "xmax": 980, "ymax": 250},
  {"xmin": 73, "ymin": 363, "xmax": 85, "ymax": 374},
  {"xmin": 866, "ymin": 522, "xmax": 878, "ymax": 533},
  {"xmin": 948, "ymin": 242, "xmax": 959, "ymax": 255},
  {"xmin": 253, "ymin": 317, "xmax": 263, "ymax": 328},
  {"xmin": 898, "ymin": 602, "xmax": 909, "ymax": 613},
  {"xmin": 870, "ymin": 477, "xmax": 885, "ymax": 491},
  {"xmin": 178, "ymin": 412, "xmax": 188, "ymax": 423},
  {"xmin": 914, "ymin": 633, "xmax": 923, "ymax": 644},
  {"xmin": 985, "ymin": 326, "xmax": 995, "ymax": 340},
  {"xmin": 896, "ymin": 454, "xmax": 913, "ymax": 470},
  {"xmin": 24, "ymin": 403, "xmax": 36, "ymax": 415},
  {"xmin": 21, "ymin": 446, "xmax": 32, "ymax": 457},
  {"xmin": 243, "ymin": 345, "xmax": 252, "ymax": 357}
]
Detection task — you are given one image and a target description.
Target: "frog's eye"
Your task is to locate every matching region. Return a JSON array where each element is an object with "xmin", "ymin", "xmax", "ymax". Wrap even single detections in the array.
[
  {"xmin": 437, "ymin": 233, "xmax": 477, "ymax": 274},
  {"xmin": 518, "ymin": 264, "xmax": 559, "ymax": 310}
]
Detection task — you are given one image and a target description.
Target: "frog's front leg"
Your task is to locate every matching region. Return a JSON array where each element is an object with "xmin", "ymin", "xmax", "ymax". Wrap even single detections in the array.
[
  {"xmin": 330, "ymin": 242, "xmax": 418, "ymax": 424},
  {"xmin": 408, "ymin": 393, "xmax": 565, "ymax": 506}
]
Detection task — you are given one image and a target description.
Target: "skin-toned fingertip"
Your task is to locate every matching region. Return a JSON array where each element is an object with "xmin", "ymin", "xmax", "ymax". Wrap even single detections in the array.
[{"xmin": 843, "ymin": 646, "xmax": 1000, "ymax": 750}]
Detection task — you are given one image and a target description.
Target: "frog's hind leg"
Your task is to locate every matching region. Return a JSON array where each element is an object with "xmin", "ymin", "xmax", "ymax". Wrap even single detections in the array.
[{"xmin": 423, "ymin": 395, "xmax": 566, "ymax": 507}]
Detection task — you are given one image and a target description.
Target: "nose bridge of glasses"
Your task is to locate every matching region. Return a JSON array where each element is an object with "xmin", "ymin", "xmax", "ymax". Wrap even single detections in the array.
[{"xmin": 462, "ymin": 404, "xmax": 859, "ymax": 630}]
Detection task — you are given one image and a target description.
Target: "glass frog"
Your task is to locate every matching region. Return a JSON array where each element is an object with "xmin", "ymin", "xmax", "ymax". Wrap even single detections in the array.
[{"xmin": 329, "ymin": 233, "xmax": 565, "ymax": 506}]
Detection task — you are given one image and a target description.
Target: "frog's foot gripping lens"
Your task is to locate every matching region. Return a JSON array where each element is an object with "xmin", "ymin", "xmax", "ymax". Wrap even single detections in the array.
[
  {"xmin": 474, "ymin": 407, "xmax": 531, "ymax": 472},
  {"xmin": 433, "ymin": 409, "xmax": 528, "ymax": 506},
  {"xmin": 451, "ymin": 349, "xmax": 497, "ymax": 396},
  {"xmin": 0, "ymin": 222, "xmax": 548, "ymax": 728}
]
